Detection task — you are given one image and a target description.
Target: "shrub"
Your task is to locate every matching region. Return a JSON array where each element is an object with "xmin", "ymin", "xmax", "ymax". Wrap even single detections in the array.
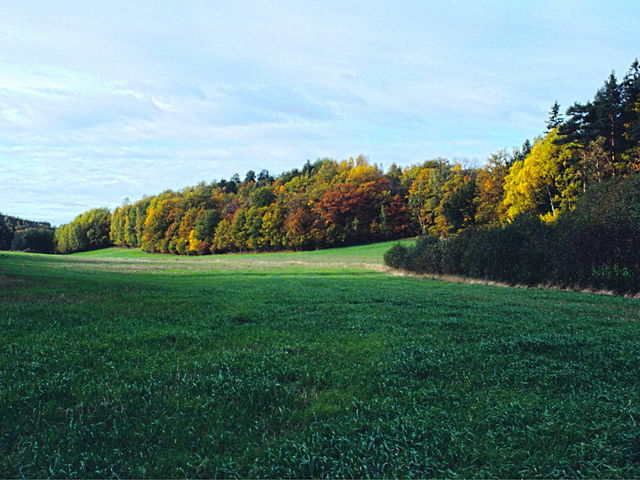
[
  {"xmin": 411, "ymin": 235, "xmax": 443, "ymax": 274},
  {"xmin": 383, "ymin": 243, "xmax": 410, "ymax": 269}
]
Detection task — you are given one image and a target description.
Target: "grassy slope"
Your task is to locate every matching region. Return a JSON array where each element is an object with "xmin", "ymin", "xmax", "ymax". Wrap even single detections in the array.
[
  {"xmin": 1, "ymin": 242, "xmax": 639, "ymax": 478},
  {"xmin": 71, "ymin": 238, "xmax": 415, "ymax": 266}
]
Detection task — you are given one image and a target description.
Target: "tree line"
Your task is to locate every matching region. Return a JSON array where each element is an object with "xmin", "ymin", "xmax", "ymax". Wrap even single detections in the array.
[
  {"xmin": 41, "ymin": 58, "xmax": 640, "ymax": 262},
  {"xmin": 0, "ymin": 214, "xmax": 54, "ymax": 253},
  {"xmin": 103, "ymin": 154, "xmax": 522, "ymax": 255},
  {"xmin": 384, "ymin": 59, "xmax": 640, "ymax": 293},
  {"xmin": 54, "ymin": 208, "xmax": 111, "ymax": 254},
  {"xmin": 385, "ymin": 175, "xmax": 640, "ymax": 294}
]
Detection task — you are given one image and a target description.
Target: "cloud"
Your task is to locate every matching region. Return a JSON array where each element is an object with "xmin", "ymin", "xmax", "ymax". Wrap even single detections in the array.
[{"xmin": 0, "ymin": 0, "xmax": 639, "ymax": 223}]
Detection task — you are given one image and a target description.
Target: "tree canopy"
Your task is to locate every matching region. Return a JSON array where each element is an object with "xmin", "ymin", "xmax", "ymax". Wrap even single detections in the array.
[{"xmin": 46, "ymin": 58, "xmax": 640, "ymax": 257}]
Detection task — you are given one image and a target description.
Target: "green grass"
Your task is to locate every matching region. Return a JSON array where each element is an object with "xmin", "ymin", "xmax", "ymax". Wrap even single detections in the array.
[
  {"xmin": 1, "ymin": 241, "xmax": 639, "ymax": 478},
  {"xmin": 71, "ymin": 238, "xmax": 415, "ymax": 266}
]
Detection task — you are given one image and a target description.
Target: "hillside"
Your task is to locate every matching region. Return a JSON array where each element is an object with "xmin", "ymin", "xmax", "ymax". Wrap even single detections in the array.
[
  {"xmin": 50, "ymin": 59, "xmax": 640, "ymax": 261},
  {"xmin": 0, "ymin": 214, "xmax": 53, "ymax": 251},
  {"xmin": 1, "ymin": 242, "xmax": 639, "ymax": 477}
]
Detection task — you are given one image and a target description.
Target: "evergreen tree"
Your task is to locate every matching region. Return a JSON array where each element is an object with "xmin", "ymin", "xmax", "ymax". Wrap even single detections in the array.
[
  {"xmin": 546, "ymin": 101, "xmax": 563, "ymax": 132},
  {"xmin": 621, "ymin": 59, "xmax": 640, "ymax": 168},
  {"xmin": 256, "ymin": 169, "xmax": 273, "ymax": 186},
  {"xmin": 592, "ymin": 72, "xmax": 623, "ymax": 166},
  {"xmin": 244, "ymin": 170, "xmax": 256, "ymax": 184},
  {"xmin": 385, "ymin": 163, "xmax": 405, "ymax": 196}
]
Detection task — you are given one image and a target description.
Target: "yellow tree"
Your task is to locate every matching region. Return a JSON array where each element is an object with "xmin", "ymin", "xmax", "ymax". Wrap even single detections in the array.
[
  {"xmin": 503, "ymin": 129, "xmax": 579, "ymax": 222},
  {"xmin": 407, "ymin": 160, "xmax": 451, "ymax": 232},
  {"xmin": 259, "ymin": 201, "xmax": 286, "ymax": 250}
]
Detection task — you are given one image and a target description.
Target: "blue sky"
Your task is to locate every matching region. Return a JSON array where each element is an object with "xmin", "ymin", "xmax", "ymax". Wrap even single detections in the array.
[{"xmin": 1, "ymin": 0, "xmax": 639, "ymax": 225}]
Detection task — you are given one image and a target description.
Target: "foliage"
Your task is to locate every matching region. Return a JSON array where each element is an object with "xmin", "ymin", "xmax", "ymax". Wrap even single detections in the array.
[
  {"xmin": 383, "ymin": 243, "xmax": 410, "ymax": 269},
  {"xmin": 474, "ymin": 151, "xmax": 510, "ymax": 225},
  {"xmin": 105, "ymin": 156, "xmax": 420, "ymax": 255},
  {"xmin": 10, "ymin": 228, "xmax": 54, "ymax": 253},
  {"xmin": 0, "ymin": 214, "xmax": 52, "ymax": 251},
  {"xmin": 387, "ymin": 175, "xmax": 640, "ymax": 294},
  {"xmin": 51, "ymin": 58, "xmax": 640, "ymax": 258},
  {"xmin": 502, "ymin": 129, "xmax": 578, "ymax": 222},
  {"xmin": 54, "ymin": 208, "xmax": 111, "ymax": 254}
]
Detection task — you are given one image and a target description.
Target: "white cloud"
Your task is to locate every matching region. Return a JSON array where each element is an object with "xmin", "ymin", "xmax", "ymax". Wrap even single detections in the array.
[{"xmin": 0, "ymin": 0, "xmax": 639, "ymax": 223}]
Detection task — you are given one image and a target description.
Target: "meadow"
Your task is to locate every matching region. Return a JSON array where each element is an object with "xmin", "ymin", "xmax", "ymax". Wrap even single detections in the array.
[{"xmin": 1, "ymin": 240, "xmax": 639, "ymax": 478}]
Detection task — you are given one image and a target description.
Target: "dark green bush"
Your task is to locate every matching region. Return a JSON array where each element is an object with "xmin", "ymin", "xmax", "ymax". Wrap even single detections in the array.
[
  {"xmin": 383, "ymin": 243, "xmax": 410, "ymax": 269},
  {"xmin": 412, "ymin": 235, "xmax": 443, "ymax": 274}
]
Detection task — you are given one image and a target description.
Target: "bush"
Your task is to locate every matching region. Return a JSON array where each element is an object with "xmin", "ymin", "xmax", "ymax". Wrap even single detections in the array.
[
  {"xmin": 412, "ymin": 235, "xmax": 443, "ymax": 274},
  {"xmin": 383, "ymin": 243, "xmax": 410, "ymax": 269}
]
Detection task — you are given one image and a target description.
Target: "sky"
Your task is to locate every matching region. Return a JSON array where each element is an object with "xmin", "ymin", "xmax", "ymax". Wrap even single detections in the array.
[{"xmin": 1, "ymin": 0, "xmax": 639, "ymax": 225}]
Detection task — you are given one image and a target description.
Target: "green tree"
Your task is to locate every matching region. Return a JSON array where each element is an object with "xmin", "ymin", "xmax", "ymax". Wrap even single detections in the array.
[
  {"xmin": 474, "ymin": 151, "xmax": 510, "ymax": 225},
  {"xmin": 433, "ymin": 164, "xmax": 477, "ymax": 234},
  {"xmin": 54, "ymin": 208, "xmax": 111, "ymax": 253},
  {"xmin": 407, "ymin": 160, "xmax": 452, "ymax": 233},
  {"xmin": 546, "ymin": 101, "xmax": 563, "ymax": 132},
  {"xmin": 11, "ymin": 228, "xmax": 54, "ymax": 253}
]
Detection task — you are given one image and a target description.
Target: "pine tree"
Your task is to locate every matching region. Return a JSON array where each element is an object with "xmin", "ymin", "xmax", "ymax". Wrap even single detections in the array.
[
  {"xmin": 621, "ymin": 59, "xmax": 640, "ymax": 168},
  {"xmin": 546, "ymin": 101, "xmax": 563, "ymax": 132},
  {"xmin": 592, "ymin": 72, "xmax": 623, "ymax": 167}
]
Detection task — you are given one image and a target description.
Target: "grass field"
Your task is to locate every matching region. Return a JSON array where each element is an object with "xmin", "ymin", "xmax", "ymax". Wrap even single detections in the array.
[{"xmin": 1, "ymin": 240, "xmax": 639, "ymax": 478}]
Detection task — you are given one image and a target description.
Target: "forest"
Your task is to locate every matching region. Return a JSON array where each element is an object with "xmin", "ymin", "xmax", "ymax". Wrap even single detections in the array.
[
  {"xmin": 0, "ymin": 214, "xmax": 53, "ymax": 253},
  {"xmin": 50, "ymin": 60, "xmax": 640, "ymax": 259},
  {"xmin": 381, "ymin": 60, "xmax": 640, "ymax": 293}
]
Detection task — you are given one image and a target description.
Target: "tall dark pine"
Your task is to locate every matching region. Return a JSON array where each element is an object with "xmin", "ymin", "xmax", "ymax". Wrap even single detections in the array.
[
  {"xmin": 622, "ymin": 59, "xmax": 640, "ymax": 106},
  {"xmin": 511, "ymin": 139, "xmax": 532, "ymax": 165},
  {"xmin": 244, "ymin": 170, "xmax": 256, "ymax": 184},
  {"xmin": 546, "ymin": 101, "xmax": 563, "ymax": 132},
  {"xmin": 621, "ymin": 59, "xmax": 640, "ymax": 158},
  {"xmin": 385, "ymin": 163, "xmax": 405, "ymax": 196},
  {"xmin": 559, "ymin": 101, "xmax": 596, "ymax": 144},
  {"xmin": 592, "ymin": 72, "xmax": 623, "ymax": 166},
  {"xmin": 559, "ymin": 71, "xmax": 625, "ymax": 183},
  {"xmin": 256, "ymin": 169, "xmax": 273, "ymax": 187}
]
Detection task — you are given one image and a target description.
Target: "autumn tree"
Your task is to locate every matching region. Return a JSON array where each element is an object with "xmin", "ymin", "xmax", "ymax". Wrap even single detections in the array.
[
  {"xmin": 407, "ymin": 159, "xmax": 452, "ymax": 233},
  {"xmin": 474, "ymin": 151, "xmax": 510, "ymax": 225},
  {"xmin": 433, "ymin": 164, "xmax": 477, "ymax": 235},
  {"xmin": 503, "ymin": 130, "xmax": 579, "ymax": 222},
  {"xmin": 55, "ymin": 208, "xmax": 111, "ymax": 254}
]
